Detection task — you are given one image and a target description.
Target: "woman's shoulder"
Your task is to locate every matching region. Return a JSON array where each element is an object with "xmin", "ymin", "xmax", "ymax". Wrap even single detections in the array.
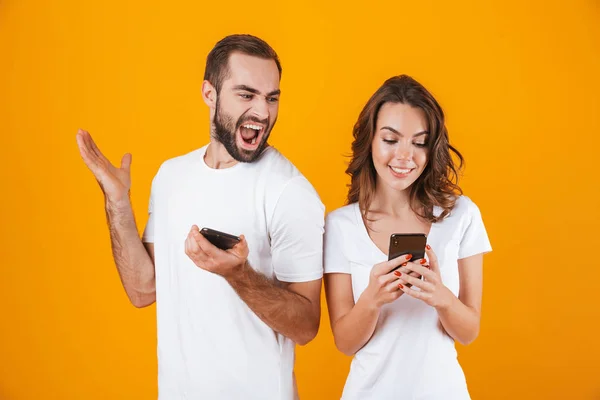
[
  {"xmin": 451, "ymin": 195, "xmax": 484, "ymax": 220},
  {"xmin": 325, "ymin": 203, "xmax": 359, "ymax": 227}
]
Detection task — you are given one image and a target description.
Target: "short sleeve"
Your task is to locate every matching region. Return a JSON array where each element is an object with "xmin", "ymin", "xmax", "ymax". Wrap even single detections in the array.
[
  {"xmin": 323, "ymin": 214, "xmax": 351, "ymax": 274},
  {"xmin": 141, "ymin": 171, "xmax": 159, "ymax": 243},
  {"xmin": 458, "ymin": 199, "xmax": 492, "ymax": 259},
  {"xmin": 270, "ymin": 176, "xmax": 325, "ymax": 283}
]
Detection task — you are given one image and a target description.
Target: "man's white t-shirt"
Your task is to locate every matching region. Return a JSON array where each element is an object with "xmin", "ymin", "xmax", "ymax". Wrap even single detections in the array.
[
  {"xmin": 142, "ymin": 145, "xmax": 324, "ymax": 400},
  {"xmin": 324, "ymin": 196, "xmax": 492, "ymax": 400}
]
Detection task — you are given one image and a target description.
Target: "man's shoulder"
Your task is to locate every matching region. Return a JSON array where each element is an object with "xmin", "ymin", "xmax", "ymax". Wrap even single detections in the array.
[
  {"xmin": 162, "ymin": 146, "xmax": 206, "ymax": 171},
  {"xmin": 154, "ymin": 146, "xmax": 207, "ymax": 179},
  {"xmin": 256, "ymin": 146, "xmax": 310, "ymax": 189},
  {"xmin": 257, "ymin": 147, "xmax": 323, "ymax": 213},
  {"xmin": 256, "ymin": 146, "xmax": 299, "ymax": 176}
]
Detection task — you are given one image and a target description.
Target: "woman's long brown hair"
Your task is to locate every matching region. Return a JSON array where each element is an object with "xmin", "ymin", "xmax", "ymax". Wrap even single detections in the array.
[{"xmin": 346, "ymin": 75, "xmax": 463, "ymax": 223}]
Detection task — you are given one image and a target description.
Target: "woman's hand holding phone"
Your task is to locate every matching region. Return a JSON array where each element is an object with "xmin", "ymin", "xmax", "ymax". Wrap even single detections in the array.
[
  {"xmin": 359, "ymin": 254, "xmax": 421, "ymax": 309},
  {"xmin": 396, "ymin": 245, "xmax": 454, "ymax": 309}
]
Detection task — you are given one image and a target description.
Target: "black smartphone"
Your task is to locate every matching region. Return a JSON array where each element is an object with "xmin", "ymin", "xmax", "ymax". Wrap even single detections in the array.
[
  {"xmin": 200, "ymin": 227, "xmax": 241, "ymax": 250},
  {"xmin": 388, "ymin": 233, "xmax": 427, "ymax": 272}
]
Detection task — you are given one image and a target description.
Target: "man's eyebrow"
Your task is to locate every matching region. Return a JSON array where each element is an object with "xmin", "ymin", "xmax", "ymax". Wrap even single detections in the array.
[
  {"xmin": 232, "ymin": 85, "xmax": 260, "ymax": 94},
  {"xmin": 232, "ymin": 85, "xmax": 281, "ymax": 97}
]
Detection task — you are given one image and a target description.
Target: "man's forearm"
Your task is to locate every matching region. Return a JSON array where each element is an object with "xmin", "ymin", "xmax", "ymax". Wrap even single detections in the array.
[
  {"xmin": 225, "ymin": 263, "xmax": 319, "ymax": 345},
  {"xmin": 105, "ymin": 198, "xmax": 155, "ymax": 307}
]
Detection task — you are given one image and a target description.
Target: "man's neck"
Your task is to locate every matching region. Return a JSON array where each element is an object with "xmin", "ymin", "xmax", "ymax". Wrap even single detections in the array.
[{"xmin": 204, "ymin": 139, "xmax": 238, "ymax": 169}]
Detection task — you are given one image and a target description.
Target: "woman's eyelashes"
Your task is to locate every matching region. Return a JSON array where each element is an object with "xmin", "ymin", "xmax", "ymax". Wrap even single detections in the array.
[{"xmin": 382, "ymin": 138, "xmax": 427, "ymax": 147}]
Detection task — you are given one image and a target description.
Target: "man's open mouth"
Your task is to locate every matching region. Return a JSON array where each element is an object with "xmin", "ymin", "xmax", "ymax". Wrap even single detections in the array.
[{"xmin": 238, "ymin": 123, "xmax": 265, "ymax": 148}]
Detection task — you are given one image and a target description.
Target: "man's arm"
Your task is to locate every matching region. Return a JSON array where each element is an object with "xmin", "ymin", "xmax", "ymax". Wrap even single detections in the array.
[
  {"xmin": 76, "ymin": 129, "xmax": 156, "ymax": 307},
  {"xmin": 184, "ymin": 227, "xmax": 321, "ymax": 345},
  {"xmin": 226, "ymin": 266, "xmax": 321, "ymax": 345},
  {"xmin": 106, "ymin": 199, "xmax": 156, "ymax": 308},
  {"xmin": 183, "ymin": 176, "xmax": 324, "ymax": 344}
]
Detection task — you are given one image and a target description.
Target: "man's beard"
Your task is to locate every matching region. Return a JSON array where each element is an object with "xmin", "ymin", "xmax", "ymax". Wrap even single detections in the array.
[{"xmin": 212, "ymin": 100, "xmax": 273, "ymax": 163}]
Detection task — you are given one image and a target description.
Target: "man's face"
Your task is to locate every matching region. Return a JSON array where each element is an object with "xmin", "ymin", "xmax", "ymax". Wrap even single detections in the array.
[{"xmin": 212, "ymin": 52, "xmax": 281, "ymax": 163}]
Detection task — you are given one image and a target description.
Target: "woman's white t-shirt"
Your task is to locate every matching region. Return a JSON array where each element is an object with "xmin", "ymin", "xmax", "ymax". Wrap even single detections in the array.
[{"xmin": 324, "ymin": 196, "xmax": 492, "ymax": 400}]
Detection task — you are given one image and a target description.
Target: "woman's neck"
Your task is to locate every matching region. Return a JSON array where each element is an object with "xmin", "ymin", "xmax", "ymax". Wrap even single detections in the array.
[{"xmin": 369, "ymin": 181, "xmax": 414, "ymax": 218}]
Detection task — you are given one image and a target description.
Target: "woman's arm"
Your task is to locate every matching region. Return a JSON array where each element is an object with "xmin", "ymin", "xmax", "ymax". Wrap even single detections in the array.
[{"xmin": 398, "ymin": 248, "xmax": 483, "ymax": 345}]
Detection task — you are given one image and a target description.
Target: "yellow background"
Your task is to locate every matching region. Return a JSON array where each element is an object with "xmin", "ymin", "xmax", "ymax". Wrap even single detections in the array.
[{"xmin": 1, "ymin": 0, "xmax": 599, "ymax": 399}]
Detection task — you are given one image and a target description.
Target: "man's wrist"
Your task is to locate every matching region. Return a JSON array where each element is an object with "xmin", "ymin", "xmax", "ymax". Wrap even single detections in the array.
[
  {"xmin": 223, "ymin": 260, "xmax": 250, "ymax": 283},
  {"xmin": 105, "ymin": 195, "xmax": 132, "ymax": 213}
]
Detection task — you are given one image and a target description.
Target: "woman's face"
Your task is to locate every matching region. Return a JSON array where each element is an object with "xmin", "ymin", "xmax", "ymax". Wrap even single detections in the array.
[{"xmin": 371, "ymin": 102, "xmax": 429, "ymax": 193}]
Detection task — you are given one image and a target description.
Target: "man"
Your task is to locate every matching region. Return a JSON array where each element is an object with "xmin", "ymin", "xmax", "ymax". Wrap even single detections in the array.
[{"xmin": 76, "ymin": 34, "xmax": 324, "ymax": 399}]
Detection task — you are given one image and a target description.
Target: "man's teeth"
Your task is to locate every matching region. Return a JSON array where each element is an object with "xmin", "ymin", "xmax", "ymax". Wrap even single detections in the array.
[
  {"xmin": 390, "ymin": 167, "xmax": 412, "ymax": 174},
  {"xmin": 241, "ymin": 124, "xmax": 260, "ymax": 145}
]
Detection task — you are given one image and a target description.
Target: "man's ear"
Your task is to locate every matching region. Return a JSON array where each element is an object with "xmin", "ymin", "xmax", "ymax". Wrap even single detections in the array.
[{"xmin": 202, "ymin": 80, "xmax": 217, "ymax": 108}]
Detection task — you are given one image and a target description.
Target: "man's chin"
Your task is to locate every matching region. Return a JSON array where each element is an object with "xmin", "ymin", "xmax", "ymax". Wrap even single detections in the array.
[
  {"xmin": 234, "ymin": 148, "xmax": 260, "ymax": 163},
  {"xmin": 234, "ymin": 142, "xmax": 268, "ymax": 163},
  {"xmin": 233, "ymin": 132, "xmax": 268, "ymax": 158}
]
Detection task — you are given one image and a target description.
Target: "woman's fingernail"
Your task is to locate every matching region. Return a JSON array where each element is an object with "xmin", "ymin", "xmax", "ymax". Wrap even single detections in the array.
[
  {"xmin": 402, "ymin": 262, "xmax": 407, "ymax": 267},
  {"xmin": 394, "ymin": 271, "xmax": 402, "ymax": 276},
  {"xmin": 406, "ymin": 254, "xmax": 413, "ymax": 260},
  {"xmin": 420, "ymin": 259, "xmax": 427, "ymax": 265},
  {"xmin": 426, "ymin": 244, "xmax": 431, "ymax": 250},
  {"xmin": 398, "ymin": 284, "xmax": 404, "ymax": 289}
]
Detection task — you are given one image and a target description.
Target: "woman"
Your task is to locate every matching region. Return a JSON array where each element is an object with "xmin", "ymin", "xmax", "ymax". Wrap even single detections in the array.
[{"xmin": 324, "ymin": 75, "xmax": 492, "ymax": 399}]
